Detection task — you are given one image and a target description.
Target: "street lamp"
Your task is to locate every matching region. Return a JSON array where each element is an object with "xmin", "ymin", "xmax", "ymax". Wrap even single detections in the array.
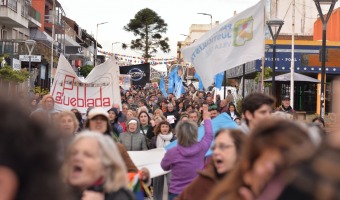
[
  {"xmin": 112, "ymin": 42, "xmax": 120, "ymax": 56},
  {"xmin": 197, "ymin": 13, "xmax": 212, "ymax": 29},
  {"xmin": 266, "ymin": 18, "xmax": 284, "ymax": 98},
  {"xmin": 25, "ymin": 39, "xmax": 36, "ymax": 94},
  {"xmin": 313, "ymin": 0, "xmax": 337, "ymax": 119},
  {"xmin": 94, "ymin": 22, "xmax": 108, "ymax": 66}
]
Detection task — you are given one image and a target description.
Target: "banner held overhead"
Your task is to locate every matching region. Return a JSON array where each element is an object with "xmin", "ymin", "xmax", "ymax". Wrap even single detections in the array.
[{"xmin": 181, "ymin": 0, "xmax": 265, "ymax": 88}]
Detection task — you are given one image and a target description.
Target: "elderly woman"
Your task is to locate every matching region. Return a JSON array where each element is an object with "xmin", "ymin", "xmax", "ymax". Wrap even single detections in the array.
[
  {"xmin": 84, "ymin": 107, "xmax": 148, "ymax": 177},
  {"xmin": 63, "ymin": 131, "xmax": 135, "ymax": 200},
  {"xmin": 32, "ymin": 94, "xmax": 58, "ymax": 114},
  {"xmin": 119, "ymin": 118, "xmax": 148, "ymax": 151},
  {"xmin": 177, "ymin": 129, "xmax": 245, "ymax": 200},
  {"xmin": 210, "ymin": 118, "xmax": 316, "ymax": 200},
  {"xmin": 58, "ymin": 111, "xmax": 79, "ymax": 136}
]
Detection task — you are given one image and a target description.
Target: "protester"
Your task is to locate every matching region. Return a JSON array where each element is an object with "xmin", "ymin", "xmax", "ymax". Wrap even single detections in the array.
[
  {"xmin": 108, "ymin": 108, "xmax": 124, "ymax": 136},
  {"xmin": 277, "ymin": 95, "xmax": 295, "ymax": 114},
  {"xmin": 0, "ymin": 98, "xmax": 68, "ymax": 200},
  {"xmin": 31, "ymin": 94, "xmax": 59, "ymax": 118},
  {"xmin": 177, "ymin": 129, "xmax": 245, "ymax": 200},
  {"xmin": 62, "ymin": 131, "xmax": 135, "ymax": 200},
  {"xmin": 119, "ymin": 118, "xmax": 148, "ymax": 151},
  {"xmin": 226, "ymin": 90, "xmax": 234, "ymax": 104},
  {"xmin": 164, "ymin": 103, "xmax": 180, "ymax": 129},
  {"xmin": 188, "ymin": 110, "xmax": 201, "ymax": 126},
  {"xmin": 138, "ymin": 111, "xmax": 155, "ymax": 148},
  {"xmin": 226, "ymin": 103, "xmax": 240, "ymax": 120},
  {"xmin": 210, "ymin": 118, "xmax": 315, "ymax": 200},
  {"xmin": 209, "ymin": 105, "xmax": 219, "ymax": 119},
  {"xmin": 153, "ymin": 108, "xmax": 166, "ymax": 120},
  {"xmin": 150, "ymin": 120, "xmax": 176, "ymax": 200},
  {"xmin": 161, "ymin": 104, "xmax": 213, "ymax": 200},
  {"xmin": 239, "ymin": 93, "xmax": 275, "ymax": 134},
  {"xmin": 219, "ymin": 99, "xmax": 229, "ymax": 114}
]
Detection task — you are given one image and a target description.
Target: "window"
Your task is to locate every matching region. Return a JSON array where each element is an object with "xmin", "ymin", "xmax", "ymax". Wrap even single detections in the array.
[
  {"xmin": 18, "ymin": 32, "xmax": 23, "ymax": 40},
  {"xmin": 1, "ymin": 29, "xmax": 8, "ymax": 40}
]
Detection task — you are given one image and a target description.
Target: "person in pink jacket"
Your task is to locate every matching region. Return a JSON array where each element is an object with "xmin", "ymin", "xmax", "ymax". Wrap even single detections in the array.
[{"xmin": 161, "ymin": 104, "xmax": 213, "ymax": 200}]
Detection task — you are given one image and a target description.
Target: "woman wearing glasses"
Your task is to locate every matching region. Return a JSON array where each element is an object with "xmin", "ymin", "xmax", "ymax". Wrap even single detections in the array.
[{"xmin": 177, "ymin": 129, "xmax": 245, "ymax": 200}]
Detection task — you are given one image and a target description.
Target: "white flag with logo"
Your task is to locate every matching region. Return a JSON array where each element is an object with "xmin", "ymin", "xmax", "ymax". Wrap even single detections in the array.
[
  {"xmin": 182, "ymin": 0, "xmax": 265, "ymax": 88},
  {"xmin": 51, "ymin": 54, "xmax": 121, "ymax": 113}
]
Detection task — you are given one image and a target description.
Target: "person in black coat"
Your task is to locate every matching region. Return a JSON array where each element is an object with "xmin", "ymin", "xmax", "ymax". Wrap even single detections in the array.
[
  {"xmin": 163, "ymin": 103, "xmax": 180, "ymax": 129},
  {"xmin": 226, "ymin": 103, "xmax": 240, "ymax": 120}
]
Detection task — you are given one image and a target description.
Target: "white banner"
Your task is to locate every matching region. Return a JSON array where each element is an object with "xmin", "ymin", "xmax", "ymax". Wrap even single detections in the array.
[
  {"xmin": 128, "ymin": 148, "xmax": 169, "ymax": 178},
  {"xmin": 51, "ymin": 54, "xmax": 121, "ymax": 113},
  {"xmin": 119, "ymin": 74, "xmax": 131, "ymax": 90},
  {"xmin": 181, "ymin": 0, "xmax": 265, "ymax": 88}
]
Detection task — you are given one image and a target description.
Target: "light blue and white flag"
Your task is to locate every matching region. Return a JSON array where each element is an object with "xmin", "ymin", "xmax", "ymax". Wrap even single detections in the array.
[
  {"xmin": 214, "ymin": 72, "xmax": 224, "ymax": 90},
  {"xmin": 159, "ymin": 76, "xmax": 168, "ymax": 98},
  {"xmin": 194, "ymin": 72, "xmax": 204, "ymax": 91},
  {"xmin": 181, "ymin": 0, "xmax": 265, "ymax": 88}
]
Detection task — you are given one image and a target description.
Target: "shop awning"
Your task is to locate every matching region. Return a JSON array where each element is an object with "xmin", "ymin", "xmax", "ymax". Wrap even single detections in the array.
[{"xmin": 264, "ymin": 72, "xmax": 320, "ymax": 83}]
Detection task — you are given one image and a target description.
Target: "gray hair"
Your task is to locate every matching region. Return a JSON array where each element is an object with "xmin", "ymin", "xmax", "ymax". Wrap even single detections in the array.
[
  {"xmin": 62, "ymin": 131, "xmax": 128, "ymax": 192},
  {"xmin": 176, "ymin": 120, "xmax": 198, "ymax": 147}
]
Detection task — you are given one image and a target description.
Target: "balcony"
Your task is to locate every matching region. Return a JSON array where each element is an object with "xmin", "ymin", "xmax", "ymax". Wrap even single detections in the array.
[
  {"xmin": 44, "ymin": 14, "xmax": 65, "ymax": 34},
  {"xmin": 0, "ymin": 0, "xmax": 28, "ymax": 28},
  {"xmin": 0, "ymin": 40, "xmax": 26, "ymax": 56},
  {"xmin": 28, "ymin": 5, "xmax": 41, "ymax": 28}
]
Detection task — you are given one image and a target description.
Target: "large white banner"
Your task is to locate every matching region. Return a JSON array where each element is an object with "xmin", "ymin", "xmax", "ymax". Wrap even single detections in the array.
[
  {"xmin": 51, "ymin": 54, "xmax": 121, "ymax": 113},
  {"xmin": 181, "ymin": 0, "xmax": 265, "ymax": 88}
]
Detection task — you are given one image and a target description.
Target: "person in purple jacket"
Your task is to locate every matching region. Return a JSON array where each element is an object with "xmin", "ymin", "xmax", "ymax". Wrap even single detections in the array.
[{"xmin": 161, "ymin": 104, "xmax": 213, "ymax": 200}]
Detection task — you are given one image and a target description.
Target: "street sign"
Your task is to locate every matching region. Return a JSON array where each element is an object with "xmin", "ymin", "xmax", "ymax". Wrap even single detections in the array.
[
  {"xmin": 12, "ymin": 58, "xmax": 21, "ymax": 71},
  {"xmin": 19, "ymin": 55, "xmax": 41, "ymax": 62}
]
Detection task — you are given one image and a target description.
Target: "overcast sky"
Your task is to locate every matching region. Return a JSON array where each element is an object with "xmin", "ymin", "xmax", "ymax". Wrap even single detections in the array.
[{"xmin": 58, "ymin": 0, "xmax": 260, "ymax": 59}]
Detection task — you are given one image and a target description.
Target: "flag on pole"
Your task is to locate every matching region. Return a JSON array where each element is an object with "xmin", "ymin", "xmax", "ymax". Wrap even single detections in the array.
[
  {"xmin": 168, "ymin": 67, "xmax": 177, "ymax": 94},
  {"xmin": 159, "ymin": 76, "xmax": 168, "ymax": 98},
  {"xmin": 181, "ymin": 0, "xmax": 265, "ymax": 88},
  {"xmin": 214, "ymin": 72, "xmax": 224, "ymax": 90},
  {"xmin": 194, "ymin": 72, "xmax": 204, "ymax": 91}
]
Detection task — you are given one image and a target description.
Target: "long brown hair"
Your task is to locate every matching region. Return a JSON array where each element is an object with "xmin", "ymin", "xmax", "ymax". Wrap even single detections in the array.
[
  {"xmin": 210, "ymin": 118, "xmax": 316, "ymax": 200},
  {"xmin": 153, "ymin": 120, "xmax": 172, "ymax": 136}
]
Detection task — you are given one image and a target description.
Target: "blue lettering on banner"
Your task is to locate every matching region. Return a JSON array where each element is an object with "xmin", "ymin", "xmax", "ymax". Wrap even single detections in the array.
[{"xmin": 191, "ymin": 23, "xmax": 233, "ymax": 63}]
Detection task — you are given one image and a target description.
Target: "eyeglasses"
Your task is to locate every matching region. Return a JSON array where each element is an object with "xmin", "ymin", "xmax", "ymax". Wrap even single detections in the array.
[{"xmin": 211, "ymin": 144, "xmax": 234, "ymax": 151}]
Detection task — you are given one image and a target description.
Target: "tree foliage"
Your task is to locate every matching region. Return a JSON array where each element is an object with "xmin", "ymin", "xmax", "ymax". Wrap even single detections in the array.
[
  {"xmin": 79, "ymin": 65, "xmax": 94, "ymax": 77},
  {"xmin": 255, "ymin": 67, "xmax": 272, "ymax": 87},
  {"xmin": 122, "ymin": 8, "xmax": 170, "ymax": 61}
]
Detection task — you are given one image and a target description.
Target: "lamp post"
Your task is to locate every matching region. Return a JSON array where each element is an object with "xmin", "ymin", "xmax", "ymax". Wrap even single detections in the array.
[
  {"xmin": 197, "ymin": 13, "xmax": 212, "ymax": 29},
  {"xmin": 94, "ymin": 22, "xmax": 108, "ymax": 66},
  {"xmin": 266, "ymin": 18, "xmax": 284, "ymax": 98},
  {"xmin": 314, "ymin": 0, "xmax": 337, "ymax": 119},
  {"xmin": 111, "ymin": 42, "xmax": 120, "ymax": 56},
  {"xmin": 25, "ymin": 39, "xmax": 36, "ymax": 94}
]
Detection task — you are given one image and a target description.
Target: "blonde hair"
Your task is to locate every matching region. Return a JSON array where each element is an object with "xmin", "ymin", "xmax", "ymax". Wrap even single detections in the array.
[
  {"xmin": 176, "ymin": 120, "xmax": 198, "ymax": 147},
  {"xmin": 57, "ymin": 111, "xmax": 79, "ymax": 134},
  {"xmin": 41, "ymin": 94, "xmax": 54, "ymax": 110},
  {"xmin": 62, "ymin": 131, "xmax": 128, "ymax": 192},
  {"xmin": 154, "ymin": 108, "xmax": 166, "ymax": 120}
]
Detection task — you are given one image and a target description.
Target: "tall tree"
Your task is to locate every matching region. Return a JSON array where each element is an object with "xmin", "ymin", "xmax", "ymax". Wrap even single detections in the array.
[{"xmin": 122, "ymin": 8, "xmax": 170, "ymax": 62}]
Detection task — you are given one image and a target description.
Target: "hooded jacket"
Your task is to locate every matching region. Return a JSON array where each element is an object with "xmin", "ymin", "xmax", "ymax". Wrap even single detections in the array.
[
  {"xmin": 119, "ymin": 117, "xmax": 148, "ymax": 151},
  {"xmin": 176, "ymin": 161, "xmax": 222, "ymax": 200},
  {"xmin": 161, "ymin": 119, "xmax": 213, "ymax": 194}
]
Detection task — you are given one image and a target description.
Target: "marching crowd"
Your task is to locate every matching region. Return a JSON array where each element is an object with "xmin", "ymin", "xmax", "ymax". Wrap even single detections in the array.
[{"xmin": 1, "ymin": 83, "xmax": 340, "ymax": 200}]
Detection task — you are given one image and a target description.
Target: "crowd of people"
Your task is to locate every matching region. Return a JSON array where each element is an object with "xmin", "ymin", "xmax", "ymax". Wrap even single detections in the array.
[{"xmin": 0, "ymin": 83, "xmax": 339, "ymax": 200}]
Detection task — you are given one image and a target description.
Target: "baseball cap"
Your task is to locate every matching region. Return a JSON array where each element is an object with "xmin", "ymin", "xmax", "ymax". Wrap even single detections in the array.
[
  {"xmin": 87, "ymin": 107, "xmax": 109, "ymax": 120},
  {"xmin": 282, "ymin": 95, "xmax": 290, "ymax": 100}
]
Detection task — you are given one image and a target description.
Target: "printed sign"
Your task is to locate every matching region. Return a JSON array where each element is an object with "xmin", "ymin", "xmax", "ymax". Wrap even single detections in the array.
[
  {"xmin": 51, "ymin": 54, "xmax": 121, "ymax": 113},
  {"xmin": 19, "ymin": 55, "xmax": 41, "ymax": 62},
  {"xmin": 120, "ymin": 63, "xmax": 150, "ymax": 86}
]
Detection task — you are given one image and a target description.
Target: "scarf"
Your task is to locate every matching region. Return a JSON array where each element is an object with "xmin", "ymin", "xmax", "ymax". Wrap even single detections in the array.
[{"xmin": 156, "ymin": 132, "xmax": 173, "ymax": 148}]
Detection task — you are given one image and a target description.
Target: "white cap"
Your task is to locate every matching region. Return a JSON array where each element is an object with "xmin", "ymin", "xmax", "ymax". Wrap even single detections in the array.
[{"xmin": 87, "ymin": 107, "xmax": 109, "ymax": 120}]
